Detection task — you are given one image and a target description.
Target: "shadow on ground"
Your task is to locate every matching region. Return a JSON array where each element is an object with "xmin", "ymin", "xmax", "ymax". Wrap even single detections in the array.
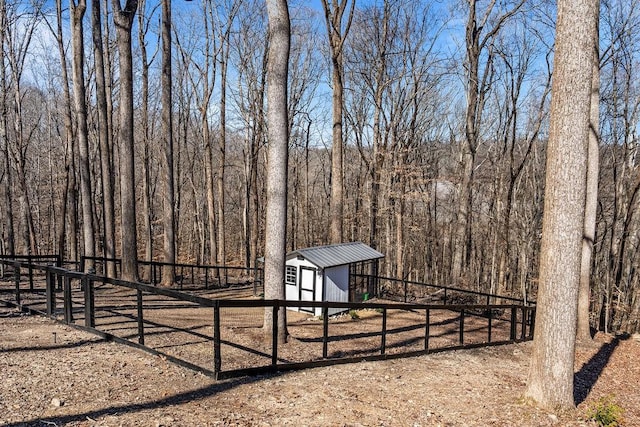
[
  {"xmin": 574, "ymin": 334, "xmax": 627, "ymax": 404},
  {"xmin": 4, "ymin": 373, "xmax": 281, "ymax": 427}
]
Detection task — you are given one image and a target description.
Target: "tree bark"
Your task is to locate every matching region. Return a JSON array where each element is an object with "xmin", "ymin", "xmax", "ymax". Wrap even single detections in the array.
[
  {"xmin": 321, "ymin": 0, "xmax": 355, "ymax": 245},
  {"xmin": 525, "ymin": 0, "xmax": 597, "ymax": 408},
  {"xmin": 452, "ymin": 0, "xmax": 525, "ymax": 284},
  {"xmin": 70, "ymin": 0, "xmax": 96, "ymax": 271},
  {"xmin": 0, "ymin": 0, "xmax": 15, "ymax": 256},
  {"xmin": 112, "ymin": 0, "xmax": 139, "ymax": 282},
  {"xmin": 92, "ymin": 0, "xmax": 116, "ymax": 277},
  {"xmin": 137, "ymin": 0, "xmax": 153, "ymax": 282},
  {"xmin": 6, "ymin": 11, "xmax": 40, "ymax": 255},
  {"xmin": 217, "ymin": 32, "xmax": 228, "ymax": 273},
  {"xmin": 160, "ymin": 0, "xmax": 176, "ymax": 285},
  {"xmin": 263, "ymin": 0, "xmax": 290, "ymax": 344},
  {"xmin": 577, "ymin": 12, "xmax": 600, "ymax": 342}
]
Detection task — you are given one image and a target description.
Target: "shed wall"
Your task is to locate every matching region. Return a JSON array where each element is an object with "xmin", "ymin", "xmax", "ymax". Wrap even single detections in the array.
[
  {"xmin": 285, "ymin": 258, "xmax": 319, "ymax": 314},
  {"xmin": 324, "ymin": 265, "xmax": 349, "ymax": 316}
]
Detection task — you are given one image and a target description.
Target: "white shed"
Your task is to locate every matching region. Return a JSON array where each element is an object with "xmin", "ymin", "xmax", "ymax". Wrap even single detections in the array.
[{"xmin": 284, "ymin": 242, "xmax": 384, "ymax": 316}]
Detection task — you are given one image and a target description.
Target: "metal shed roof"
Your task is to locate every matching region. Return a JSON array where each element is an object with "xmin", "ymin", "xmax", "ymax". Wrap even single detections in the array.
[{"xmin": 286, "ymin": 242, "xmax": 384, "ymax": 269}]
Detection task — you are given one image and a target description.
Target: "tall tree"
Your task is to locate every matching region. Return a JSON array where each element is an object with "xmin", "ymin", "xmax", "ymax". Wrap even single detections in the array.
[
  {"xmin": 52, "ymin": 0, "xmax": 79, "ymax": 263},
  {"xmin": 92, "ymin": 0, "xmax": 116, "ymax": 277},
  {"xmin": 4, "ymin": 0, "xmax": 42, "ymax": 255},
  {"xmin": 160, "ymin": 0, "xmax": 176, "ymax": 284},
  {"xmin": 263, "ymin": 0, "xmax": 289, "ymax": 344},
  {"xmin": 137, "ymin": 0, "xmax": 153, "ymax": 280},
  {"xmin": 451, "ymin": 0, "xmax": 525, "ymax": 283},
  {"xmin": 525, "ymin": 0, "xmax": 598, "ymax": 408},
  {"xmin": 174, "ymin": 0, "xmax": 219, "ymax": 266},
  {"xmin": 0, "ymin": 0, "xmax": 15, "ymax": 257},
  {"xmin": 232, "ymin": 0, "xmax": 268, "ymax": 268},
  {"xmin": 577, "ymin": 9, "xmax": 600, "ymax": 341},
  {"xmin": 215, "ymin": 0, "xmax": 241, "ymax": 269},
  {"xmin": 112, "ymin": 0, "xmax": 139, "ymax": 281},
  {"xmin": 321, "ymin": 0, "xmax": 354, "ymax": 244},
  {"xmin": 70, "ymin": 0, "xmax": 96, "ymax": 271}
]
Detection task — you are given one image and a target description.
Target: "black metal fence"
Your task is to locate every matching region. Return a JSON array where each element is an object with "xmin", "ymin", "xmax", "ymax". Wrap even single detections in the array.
[
  {"xmin": 350, "ymin": 273, "xmax": 532, "ymax": 306},
  {"xmin": 0, "ymin": 258, "xmax": 535, "ymax": 381},
  {"xmin": 0, "ymin": 254, "xmax": 62, "ymax": 295},
  {"xmin": 79, "ymin": 256, "xmax": 263, "ymax": 294}
]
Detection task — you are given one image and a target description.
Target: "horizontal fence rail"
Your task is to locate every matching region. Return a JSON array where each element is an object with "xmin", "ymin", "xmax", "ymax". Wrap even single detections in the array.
[
  {"xmin": 351, "ymin": 273, "xmax": 534, "ymax": 306},
  {"xmin": 0, "ymin": 258, "xmax": 535, "ymax": 381},
  {"xmin": 79, "ymin": 256, "xmax": 263, "ymax": 295}
]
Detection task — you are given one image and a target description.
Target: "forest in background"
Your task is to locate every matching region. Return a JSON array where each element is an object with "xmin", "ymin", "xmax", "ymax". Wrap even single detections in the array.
[{"xmin": 0, "ymin": 0, "xmax": 639, "ymax": 333}]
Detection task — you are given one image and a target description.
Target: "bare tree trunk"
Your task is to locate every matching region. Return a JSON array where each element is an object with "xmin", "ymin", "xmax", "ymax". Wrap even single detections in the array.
[
  {"xmin": 112, "ymin": 0, "xmax": 139, "ymax": 282},
  {"xmin": 321, "ymin": 0, "xmax": 355, "ymax": 245},
  {"xmin": 193, "ymin": 0, "xmax": 217, "ymax": 266},
  {"xmin": 137, "ymin": 0, "xmax": 152, "ymax": 281},
  {"xmin": 160, "ymin": 0, "xmax": 176, "ymax": 285},
  {"xmin": 368, "ymin": 3, "xmax": 389, "ymax": 254},
  {"xmin": 452, "ymin": 0, "xmax": 482, "ymax": 284},
  {"xmin": 452, "ymin": 0, "xmax": 524, "ymax": 284},
  {"xmin": 577, "ymin": 15, "xmax": 600, "ymax": 342},
  {"xmin": 217, "ymin": 41, "xmax": 228, "ymax": 271},
  {"xmin": 92, "ymin": 0, "xmax": 116, "ymax": 277},
  {"xmin": 263, "ymin": 0, "xmax": 290, "ymax": 344},
  {"xmin": 141, "ymin": 134, "xmax": 152, "ymax": 277},
  {"xmin": 71, "ymin": 0, "xmax": 96, "ymax": 271},
  {"xmin": 250, "ymin": 43, "xmax": 268, "ymax": 268},
  {"xmin": 204, "ymin": 120, "xmax": 217, "ymax": 265},
  {"xmin": 395, "ymin": 182, "xmax": 405, "ymax": 280},
  {"xmin": 525, "ymin": 0, "xmax": 597, "ymax": 408},
  {"xmin": 7, "ymin": 23, "xmax": 39, "ymax": 255},
  {"xmin": 0, "ymin": 0, "xmax": 15, "ymax": 256}
]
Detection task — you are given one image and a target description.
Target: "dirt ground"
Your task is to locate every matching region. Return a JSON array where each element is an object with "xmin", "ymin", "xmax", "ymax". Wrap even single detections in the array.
[
  {"xmin": 1, "ymin": 308, "xmax": 639, "ymax": 427},
  {"xmin": 0, "ymin": 281, "xmax": 523, "ymax": 377}
]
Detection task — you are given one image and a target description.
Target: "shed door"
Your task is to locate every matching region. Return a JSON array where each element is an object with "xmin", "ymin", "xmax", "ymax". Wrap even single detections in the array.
[{"xmin": 299, "ymin": 266, "xmax": 316, "ymax": 313}]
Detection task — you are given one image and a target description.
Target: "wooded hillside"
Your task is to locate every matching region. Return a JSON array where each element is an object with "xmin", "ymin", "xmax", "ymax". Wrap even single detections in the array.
[{"xmin": 1, "ymin": 0, "xmax": 639, "ymax": 333}]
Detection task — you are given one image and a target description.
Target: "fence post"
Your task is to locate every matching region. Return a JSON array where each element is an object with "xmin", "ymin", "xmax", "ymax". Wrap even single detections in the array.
[
  {"xmin": 137, "ymin": 289, "xmax": 144, "ymax": 345},
  {"xmin": 46, "ymin": 270, "xmax": 56, "ymax": 316},
  {"xmin": 487, "ymin": 308, "xmax": 493, "ymax": 343},
  {"xmin": 13, "ymin": 263, "xmax": 20, "ymax": 306},
  {"xmin": 271, "ymin": 302, "xmax": 279, "ymax": 367},
  {"xmin": 425, "ymin": 308, "xmax": 430, "ymax": 351},
  {"xmin": 444, "ymin": 288, "xmax": 448, "ymax": 305},
  {"xmin": 83, "ymin": 276, "xmax": 94, "ymax": 328},
  {"xmin": 521, "ymin": 307, "xmax": 527, "ymax": 340},
  {"xmin": 57, "ymin": 264, "xmax": 63, "ymax": 291},
  {"xmin": 459, "ymin": 309, "xmax": 465, "ymax": 345},
  {"xmin": 79, "ymin": 257, "xmax": 85, "ymax": 274},
  {"xmin": 529, "ymin": 306, "xmax": 536, "ymax": 339},
  {"xmin": 381, "ymin": 308, "xmax": 387, "ymax": 355},
  {"xmin": 252, "ymin": 263, "xmax": 257, "ymax": 295},
  {"xmin": 529, "ymin": 306, "xmax": 537, "ymax": 339},
  {"xmin": 322, "ymin": 305, "xmax": 329, "ymax": 359},
  {"xmin": 510, "ymin": 307, "xmax": 517, "ymax": 341},
  {"xmin": 403, "ymin": 278, "xmax": 408, "ymax": 303},
  {"xmin": 63, "ymin": 276, "xmax": 73, "ymax": 323},
  {"xmin": 28, "ymin": 264, "xmax": 34, "ymax": 290},
  {"xmin": 213, "ymin": 301, "xmax": 222, "ymax": 376}
]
